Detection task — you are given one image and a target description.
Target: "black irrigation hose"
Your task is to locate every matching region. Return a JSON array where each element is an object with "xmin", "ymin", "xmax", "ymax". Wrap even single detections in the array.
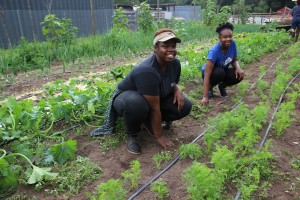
[
  {"xmin": 128, "ymin": 131, "xmax": 208, "ymax": 200},
  {"xmin": 234, "ymin": 72, "xmax": 300, "ymax": 200},
  {"xmin": 128, "ymin": 59, "xmax": 281, "ymax": 200}
]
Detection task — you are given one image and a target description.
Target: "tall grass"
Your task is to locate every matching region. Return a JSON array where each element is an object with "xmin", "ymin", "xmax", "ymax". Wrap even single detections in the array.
[{"xmin": 0, "ymin": 22, "xmax": 261, "ymax": 76}]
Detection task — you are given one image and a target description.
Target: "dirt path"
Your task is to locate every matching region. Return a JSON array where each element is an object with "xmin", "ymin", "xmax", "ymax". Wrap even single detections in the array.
[{"xmin": 8, "ymin": 47, "xmax": 300, "ymax": 200}]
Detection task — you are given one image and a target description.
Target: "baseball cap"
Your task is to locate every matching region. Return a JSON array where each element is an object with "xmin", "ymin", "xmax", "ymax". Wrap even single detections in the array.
[{"xmin": 153, "ymin": 31, "xmax": 181, "ymax": 45}]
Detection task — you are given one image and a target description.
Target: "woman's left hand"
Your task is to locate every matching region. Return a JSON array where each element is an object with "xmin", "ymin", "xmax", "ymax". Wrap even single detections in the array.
[
  {"xmin": 236, "ymin": 67, "xmax": 244, "ymax": 80},
  {"xmin": 174, "ymin": 87, "xmax": 184, "ymax": 112}
]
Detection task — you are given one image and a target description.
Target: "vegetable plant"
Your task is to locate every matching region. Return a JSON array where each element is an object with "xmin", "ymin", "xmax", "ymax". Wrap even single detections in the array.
[
  {"xmin": 151, "ymin": 178, "xmax": 169, "ymax": 200},
  {"xmin": 152, "ymin": 151, "xmax": 172, "ymax": 169},
  {"xmin": 121, "ymin": 160, "xmax": 141, "ymax": 189},
  {"xmin": 179, "ymin": 143, "xmax": 202, "ymax": 160}
]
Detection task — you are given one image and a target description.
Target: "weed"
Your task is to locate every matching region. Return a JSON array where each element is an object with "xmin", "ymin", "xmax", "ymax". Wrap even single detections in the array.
[{"xmin": 44, "ymin": 156, "xmax": 102, "ymax": 196}]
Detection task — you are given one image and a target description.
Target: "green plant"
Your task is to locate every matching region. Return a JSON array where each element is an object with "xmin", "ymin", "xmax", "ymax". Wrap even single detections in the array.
[
  {"xmin": 0, "ymin": 149, "xmax": 58, "ymax": 193},
  {"xmin": 112, "ymin": 7, "xmax": 129, "ymax": 30},
  {"xmin": 151, "ymin": 178, "xmax": 169, "ymax": 200},
  {"xmin": 217, "ymin": 6, "xmax": 232, "ymax": 23},
  {"xmin": 183, "ymin": 162, "xmax": 224, "ymax": 199},
  {"xmin": 45, "ymin": 156, "xmax": 102, "ymax": 196},
  {"xmin": 179, "ymin": 143, "xmax": 202, "ymax": 160},
  {"xmin": 91, "ymin": 179, "xmax": 127, "ymax": 200},
  {"xmin": 152, "ymin": 151, "xmax": 172, "ymax": 169},
  {"xmin": 211, "ymin": 145, "xmax": 237, "ymax": 178},
  {"xmin": 40, "ymin": 14, "xmax": 78, "ymax": 45},
  {"xmin": 121, "ymin": 160, "xmax": 141, "ymax": 189},
  {"xmin": 137, "ymin": 2, "xmax": 154, "ymax": 32},
  {"xmin": 201, "ymin": 0, "xmax": 217, "ymax": 27}
]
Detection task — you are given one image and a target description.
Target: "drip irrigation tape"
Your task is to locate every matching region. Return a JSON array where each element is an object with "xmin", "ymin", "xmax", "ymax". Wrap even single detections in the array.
[
  {"xmin": 127, "ymin": 59, "xmax": 280, "ymax": 200},
  {"xmin": 234, "ymin": 72, "xmax": 300, "ymax": 200}
]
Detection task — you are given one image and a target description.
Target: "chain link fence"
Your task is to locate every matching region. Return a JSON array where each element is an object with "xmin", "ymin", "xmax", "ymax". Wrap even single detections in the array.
[{"xmin": 0, "ymin": 8, "xmax": 113, "ymax": 49}]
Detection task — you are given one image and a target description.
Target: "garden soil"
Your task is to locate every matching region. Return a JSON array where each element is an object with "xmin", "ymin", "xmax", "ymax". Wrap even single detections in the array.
[{"xmin": 2, "ymin": 47, "xmax": 300, "ymax": 200}]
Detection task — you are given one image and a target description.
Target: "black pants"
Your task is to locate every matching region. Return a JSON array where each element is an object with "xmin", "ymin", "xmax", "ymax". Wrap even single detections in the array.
[
  {"xmin": 202, "ymin": 67, "xmax": 242, "ymax": 87},
  {"xmin": 113, "ymin": 90, "xmax": 192, "ymax": 135}
]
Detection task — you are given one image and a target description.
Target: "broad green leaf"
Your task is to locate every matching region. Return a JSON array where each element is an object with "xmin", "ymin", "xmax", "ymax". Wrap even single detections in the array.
[
  {"xmin": 0, "ymin": 158, "xmax": 9, "ymax": 176},
  {"xmin": 0, "ymin": 170, "xmax": 19, "ymax": 190},
  {"xmin": 50, "ymin": 140, "xmax": 77, "ymax": 164},
  {"xmin": 11, "ymin": 141, "xmax": 33, "ymax": 159},
  {"xmin": 28, "ymin": 166, "xmax": 58, "ymax": 184}
]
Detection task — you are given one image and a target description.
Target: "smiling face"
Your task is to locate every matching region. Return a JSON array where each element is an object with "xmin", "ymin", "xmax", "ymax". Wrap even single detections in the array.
[
  {"xmin": 154, "ymin": 39, "xmax": 177, "ymax": 64},
  {"xmin": 219, "ymin": 28, "xmax": 233, "ymax": 48}
]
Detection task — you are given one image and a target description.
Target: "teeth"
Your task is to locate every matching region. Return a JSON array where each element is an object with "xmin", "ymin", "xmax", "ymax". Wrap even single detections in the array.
[{"xmin": 167, "ymin": 54, "xmax": 174, "ymax": 58}]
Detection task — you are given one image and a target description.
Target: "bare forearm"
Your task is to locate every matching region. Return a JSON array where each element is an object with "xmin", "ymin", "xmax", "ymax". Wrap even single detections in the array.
[{"xmin": 151, "ymin": 110, "xmax": 163, "ymax": 139}]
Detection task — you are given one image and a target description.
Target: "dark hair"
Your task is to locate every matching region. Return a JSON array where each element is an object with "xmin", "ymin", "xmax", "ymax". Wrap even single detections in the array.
[
  {"xmin": 297, "ymin": 0, "xmax": 300, "ymax": 5},
  {"xmin": 216, "ymin": 22, "xmax": 234, "ymax": 34}
]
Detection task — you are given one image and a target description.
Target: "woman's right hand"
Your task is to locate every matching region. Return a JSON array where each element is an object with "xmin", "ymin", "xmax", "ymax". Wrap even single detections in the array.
[
  {"xmin": 156, "ymin": 135, "xmax": 174, "ymax": 149},
  {"xmin": 201, "ymin": 96, "xmax": 209, "ymax": 106}
]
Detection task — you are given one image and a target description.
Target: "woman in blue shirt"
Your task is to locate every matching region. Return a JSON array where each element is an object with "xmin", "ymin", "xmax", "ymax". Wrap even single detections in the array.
[{"xmin": 200, "ymin": 22, "xmax": 244, "ymax": 106}]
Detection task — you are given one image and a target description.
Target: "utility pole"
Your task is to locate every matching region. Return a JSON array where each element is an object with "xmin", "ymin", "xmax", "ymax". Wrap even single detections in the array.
[{"xmin": 90, "ymin": 0, "xmax": 95, "ymax": 36}]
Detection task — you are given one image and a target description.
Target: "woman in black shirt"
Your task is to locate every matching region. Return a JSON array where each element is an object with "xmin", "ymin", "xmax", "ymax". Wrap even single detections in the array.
[{"xmin": 91, "ymin": 29, "xmax": 192, "ymax": 154}]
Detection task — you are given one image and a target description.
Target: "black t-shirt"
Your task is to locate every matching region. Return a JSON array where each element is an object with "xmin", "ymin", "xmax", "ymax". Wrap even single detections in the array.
[{"xmin": 117, "ymin": 54, "xmax": 181, "ymax": 100}]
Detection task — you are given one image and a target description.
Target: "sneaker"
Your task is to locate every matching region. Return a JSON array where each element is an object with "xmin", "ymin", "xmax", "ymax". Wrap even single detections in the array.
[
  {"xmin": 218, "ymin": 83, "xmax": 228, "ymax": 97},
  {"xmin": 141, "ymin": 121, "xmax": 154, "ymax": 136},
  {"xmin": 291, "ymin": 28, "xmax": 295, "ymax": 33},
  {"xmin": 208, "ymin": 88, "xmax": 214, "ymax": 99},
  {"xmin": 126, "ymin": 135, "xmax": 141, "ymax": 154},
  {"xmin": 162, "ymin": 121, "xmax": 173, "ymax": 130}
]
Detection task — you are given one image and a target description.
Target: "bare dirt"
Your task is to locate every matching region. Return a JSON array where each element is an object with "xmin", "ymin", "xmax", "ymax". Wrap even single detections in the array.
[{"xmin": 2, "ymin": 47, "xmax": 300, "ymax": 200}]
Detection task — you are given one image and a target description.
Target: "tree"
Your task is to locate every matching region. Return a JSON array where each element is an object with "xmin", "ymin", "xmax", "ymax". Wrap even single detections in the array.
[
  {"xmin": 232, "ymin": 0, "xmax": 251, "ymax": 24},
  {"xmin": 253, "ymin": 0, "xmax": 268, "ymax": 13}
]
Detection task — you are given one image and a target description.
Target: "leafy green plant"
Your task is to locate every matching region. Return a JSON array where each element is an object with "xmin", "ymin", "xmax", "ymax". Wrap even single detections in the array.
[
  {"xmin": 151, "ymin": 178, "xmax": 169, "ymax": 200},
  {"xmin": 40, "ymin": 14, "xmax": 78, "ymax": 45},
  {"xmin": 272, "ymin": 101, "xmax": 295, "ymax": 136},
  {"xmin": 217, "ymin": 6, "xmax": 232, "ymax": 23},
  {"xmin": 137, "ymin": 2, "xmax": 154, "ymax": 32},
  {"xmin": 152, "ymin": 151, "xmax": 172, "ymax": 169},
  {"xmin": 50, "ymin": 140, "xmax": 77, "ymax": 164},
  {"xmin": 201, "ymin": 0, "xmax": 217, "ymax": 27},
  {"xmin": 0, "ymin": 149, "xmax": 58, "ymax": 192},
  {"xmin": 91, "ymin": 179, "xmax": 127, "ymax": 200},
  {"xmin": 183, "ymin": 162, "xmax": 224, "ymax": 199},
  {"xmin": 211, "ymin": 145, "xmax": 237, "ymax": 178},
  {"xmin": 112, "ymin": 7, "xmax": 129, "ymax": 30},
  {"xmin": 121, "ymin": 160, "xmax": 141, "ymax": 189},
  {"xmin": 179, "ymin": 143, "xmax": 202, "ymax": 160},
  {"xmin": 45, "ymin": 156, "xmax": 102, "ymax": 196}
]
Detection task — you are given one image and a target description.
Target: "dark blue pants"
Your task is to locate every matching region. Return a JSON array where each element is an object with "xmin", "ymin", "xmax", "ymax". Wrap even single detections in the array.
[{"xmin": 113, "ymin": 90, "xmax": 192, "ymax": 135}]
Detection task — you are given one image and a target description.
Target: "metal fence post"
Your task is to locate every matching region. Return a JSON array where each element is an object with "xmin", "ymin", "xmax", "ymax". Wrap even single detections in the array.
[{"xmin": 17, "ymin": 9, "xmax": 24, "ymax": 37}]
